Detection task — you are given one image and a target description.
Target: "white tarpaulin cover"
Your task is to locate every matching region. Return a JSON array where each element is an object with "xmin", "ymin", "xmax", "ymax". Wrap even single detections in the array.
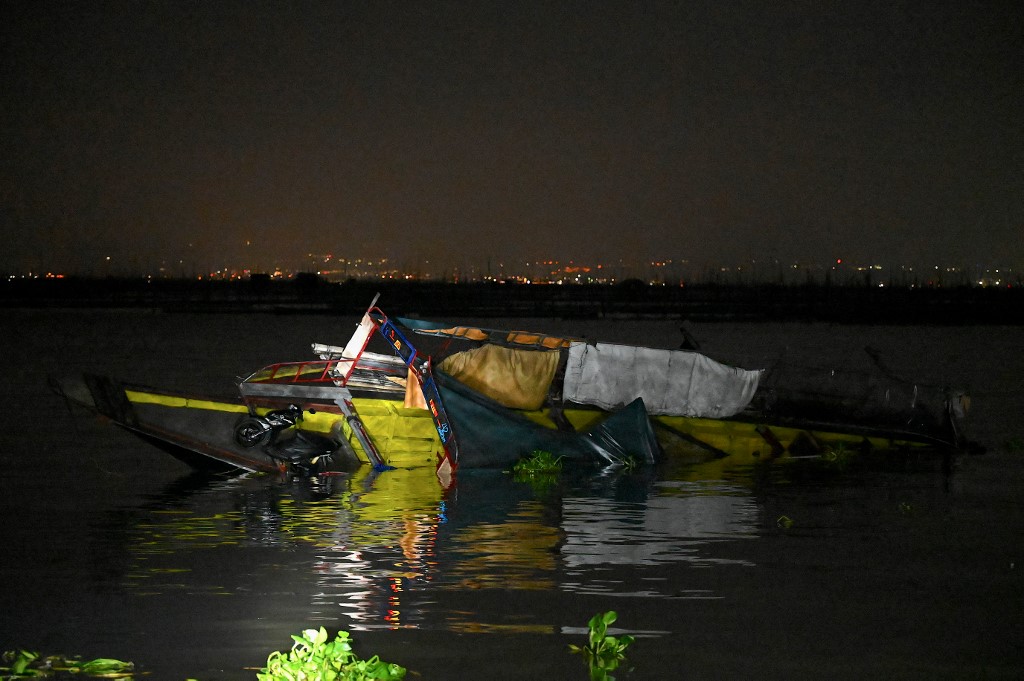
[{"xmin": 562, "ymin": 342, "xmax": 763, "ymax": 418}]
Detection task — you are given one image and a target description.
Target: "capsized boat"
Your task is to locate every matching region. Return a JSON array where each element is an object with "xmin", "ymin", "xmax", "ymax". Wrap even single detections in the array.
[{"xmin": 52, "ymin": 297, "xmax": 973, "ymax": 483}]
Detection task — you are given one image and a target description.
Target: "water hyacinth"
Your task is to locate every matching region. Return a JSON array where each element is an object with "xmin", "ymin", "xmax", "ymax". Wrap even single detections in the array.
[
  {"xmin": 1, "ymin": 650, "xmax": 135, "ymax": 678},
  {"xmin": 511, "ymin": 450, "xmax": 564, "ymax": 476},
  {"xmin": 568, "ymin": 611, "xmax": 635, "ymax": 679},
  {"xmin": 257, "ymin": 627, "xmax": 405, "ymax": 681}
]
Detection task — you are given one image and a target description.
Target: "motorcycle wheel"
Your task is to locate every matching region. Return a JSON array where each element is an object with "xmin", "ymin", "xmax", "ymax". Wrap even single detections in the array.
[{"xmin": 234, "ymin": 417, "xmax": 273, "ymax": 447}]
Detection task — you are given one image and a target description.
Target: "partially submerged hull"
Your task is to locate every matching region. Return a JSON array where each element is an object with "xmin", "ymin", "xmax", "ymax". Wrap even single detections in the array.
[
  {"xmin": 52, "ymin": 369, "xmax": 959, "ymax": 480},
  {"xmin": 53, "ymin": 373, "xmax": 661, "ymax": 474},
  {"xmin": 53, "ymin": 374, "xmax": 325, "ymax": 473},
  {"xmin": 52, "ymin": 301, "xmax": 971, "ymax": 480},
  {"xmin": 52, "ymin": 374, "xmax": 444, "ymax": 474}
]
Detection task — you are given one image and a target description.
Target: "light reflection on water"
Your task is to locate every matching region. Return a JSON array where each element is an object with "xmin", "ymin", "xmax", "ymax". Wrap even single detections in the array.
[
  {"xmin": 117, "ymin": 463, "xmax": 765, "ymax": 632},
  {"xmin": 559, "ymin": 480, "xmax": 759, "ymax": 597}
]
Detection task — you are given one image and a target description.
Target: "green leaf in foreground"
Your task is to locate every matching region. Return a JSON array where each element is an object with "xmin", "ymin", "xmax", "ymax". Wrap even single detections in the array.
[
  {"xmin": 1, "ymin": 650, "xmax": 134, "ymax": 678},
  {"xmin": 568, "ymin": 610, "xmax": 635, "ymax": 679},
  {"xmin": 3, "ymin": 649, "xmax": 39, "ymax": 676},
  {"xmin": 257, "ymin": 627, "xmax": 406, "ymax": 681},
  {"xmin": 74, "ymin": 657, "xmax": 136, "ymax": 677}
]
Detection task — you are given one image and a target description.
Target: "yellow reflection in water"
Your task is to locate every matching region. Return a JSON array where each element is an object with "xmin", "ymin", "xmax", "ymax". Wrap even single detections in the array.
[
  {"xmin": 447, "ymin": 621, "xmax": 555, "ymax": 634},
  {"xmin": 444, "ymin": 501, "xmax": 561, "ymax": 591},
  {"xmin": 124, "ymin": 466, "xmax": 447, "ymax": 600}
]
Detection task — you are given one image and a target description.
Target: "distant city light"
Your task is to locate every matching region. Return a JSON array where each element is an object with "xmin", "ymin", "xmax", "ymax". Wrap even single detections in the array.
[{"xmin": 3, "ymin": 253, "xmax": 1018, "ymax": 288}]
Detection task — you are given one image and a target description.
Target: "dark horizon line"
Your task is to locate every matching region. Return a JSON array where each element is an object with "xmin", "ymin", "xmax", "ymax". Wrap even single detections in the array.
[
  {"xmin": 4, "ymin": 272, "xmax": 1023, "ymax": 326},
  {"xmin": 4, "ymin": 271, "xmax": 1021, "ymax": 288}
]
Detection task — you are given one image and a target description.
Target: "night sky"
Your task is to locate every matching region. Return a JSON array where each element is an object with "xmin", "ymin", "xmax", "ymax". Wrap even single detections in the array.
[{"xmin": 2, "ymin": 1, "xmax": 1021, "ymax": 277}]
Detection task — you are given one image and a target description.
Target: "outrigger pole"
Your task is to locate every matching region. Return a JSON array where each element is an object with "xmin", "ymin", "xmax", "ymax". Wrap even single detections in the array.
[
  {"xmin": 368, "ymin": 305, "xmax": 460, "ymax": 484},
  {"xmin": 328, "ymin": 294, "xmax": 389, "ymax": 471},
  {"xmin": 331, "ymin": 294, "xmax": 460, "ymax": 483},
  {"xmin": 333, "ymin": 390, "xmax": 388, "ymax": 470}
]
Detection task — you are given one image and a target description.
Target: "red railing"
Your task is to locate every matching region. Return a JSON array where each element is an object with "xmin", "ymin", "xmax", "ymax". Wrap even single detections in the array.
[{"xmin": 246, "ymin": 360, "xmax": 339, "ymax": 384}]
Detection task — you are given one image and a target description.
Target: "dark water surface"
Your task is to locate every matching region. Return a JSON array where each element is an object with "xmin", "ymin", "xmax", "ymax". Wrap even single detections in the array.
[{"xmin": 1, "ymin": 310, "xmax": 1022, "ymax": 679}]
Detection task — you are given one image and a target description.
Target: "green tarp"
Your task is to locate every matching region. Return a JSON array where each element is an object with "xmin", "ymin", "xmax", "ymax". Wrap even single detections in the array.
[{"xmin": 436, "ymin": 371, "xmax": 660, "ymax": 467}]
